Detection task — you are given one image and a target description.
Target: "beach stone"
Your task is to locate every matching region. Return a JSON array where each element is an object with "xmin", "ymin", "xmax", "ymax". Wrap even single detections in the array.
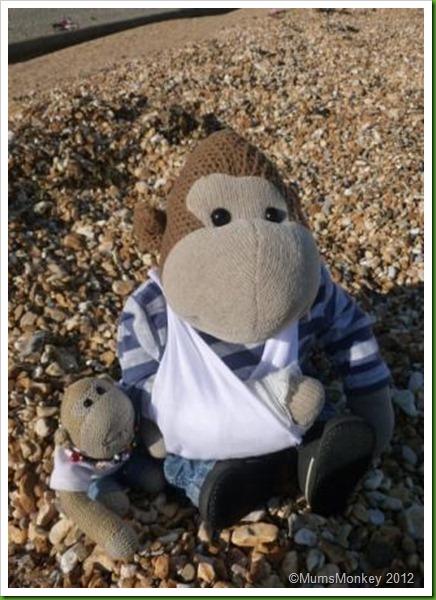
[
  {"xmin": 402, "ymin": 445, "xmax": 418, "ymax": 466},
  {"xmin": 14, "ymin": 331, "xmax": 47, "ymax": 357},
  {"xmin": 49, "ymin": 518, "xmax": 73, "ymax": 546},
  {"xmin": 154, "ymin": 554, "xmax": 170, "ymax": 579},
  {"xmin": 363, "ymin": 469, "xmax": 384, "ymax": 491},
  {"xmin": 294, "ymin": 527, "xmax": 318, "ymax": 547},
  {"xmin": 179, "ymin": 563, "xmax": 196, "ymax": 583},
  {"xmin": 60, "ymin": 543, "xmax": 88, "ymax": 574},
  {"xmin": 404, "ymin": 504, "xmax": 424, "ymax": 540},
  {"xmin": 9, "ymin": 524, "xmax": 28, "ymax": 545},
  {"xmin": 392, "ymin": 389, "xmax": 419, "ymax": 417},
  {"xmin": 281, "ymin": 550, "xmax": 298, "ymax": 578},
  {"xmin": 197, "ymin": 561, "xmax": 216, "ymax": 584},
  {"xmin": 319, "ymin": 539, "xmax": 347, "ymax": 563},
  {"xmin": 231, "ymin": 523, "xmax": 279, "ymax": 547},
  {"xmin": 34, "ymin": 417, "xmax": 54, "ymax": 438},
  {"xmin": 365, "ymin": 490, "xmax": 387, "ymax": 506},
  {"xmin": 382, "ymin": 496, "xmax": 404, "ymax": 511},
  {"xmin": 336, "ymin": 524, "xmax": 353, "ymax": 549},
  {"xmin": 20, "ymin": 311, "xmax": 38, "ymax": 329},
  {"xmin": 367, "ymin": 508, "xmax": 385, "ymax": 526},
  {"xmin": 112, "ymin": 280, "xmax": 135, "ymax": 296},
  {"xmin": 45, "ymin": 362, "xmax": 65, "ymax": 377},
  {"xmin": 351, "ymin": 503, "xmax": 368, "ymax": 523},
  {"xmin": 287, "ymin": 512, "xmax": 304, "ymax": 537},
  {"xmin": 408, "ymin": 371, "xmax": 424, "ymax": 393},
  {"xmin": 27, "ymin": 523, "xmax": 50, "ymax": 553},
  {"xmin": 306, "ymin": 548, "xmax": 325, "ymax": 572},
  {"xmin": 36, "ymin": 501, "xmax": 58, "ymax": 528},
  {"xmin": 317, "ymin": 563, "xmax": 340, "ymax": 579},
  {"xmin": 63, "ymin": 233, "xmax": 86, "ymax": 250}
]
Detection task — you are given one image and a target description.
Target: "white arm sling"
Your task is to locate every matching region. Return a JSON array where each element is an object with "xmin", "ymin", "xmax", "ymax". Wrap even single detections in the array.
[{"xmin": 148, "ymin": 268, "xmax": 303, "ymax": 460}]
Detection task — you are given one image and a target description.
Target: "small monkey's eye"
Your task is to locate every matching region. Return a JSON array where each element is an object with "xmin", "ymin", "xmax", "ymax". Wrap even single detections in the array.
[
  {"xmin": 211, "ymin": 208, "xmax": 231, "ymax": 227},
  {"xmin": 265, "ymin": 207, "xmax": 286, "ymax": 223},
  {"xmin": 83, "ymin": 398, "xmax": 93, "ymax": 408},
  {"xmin": 95, "ymin": 385, "xmax": 106, "ymax": 395}
]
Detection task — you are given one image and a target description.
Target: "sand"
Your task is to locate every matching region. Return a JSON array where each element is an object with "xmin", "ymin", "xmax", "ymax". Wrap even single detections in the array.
[{"xmin": 8, "ymin": 9, "xmax": 267, "ymax": 114}]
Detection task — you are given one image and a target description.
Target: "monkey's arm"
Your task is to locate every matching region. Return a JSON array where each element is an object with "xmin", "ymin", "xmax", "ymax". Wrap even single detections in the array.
[{"xmin": 247, "ymin": 366, "xmax": 324, "ymax": 432}]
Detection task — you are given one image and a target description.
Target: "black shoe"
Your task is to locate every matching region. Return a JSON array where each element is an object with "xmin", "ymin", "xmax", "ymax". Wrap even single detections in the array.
[
  {"xmin": 199, "ymin": 448, "xmax": 298, "ymax": 530},
  {"xmin": 298, "ymin": 415, "xmax": 375, "ymax": 516}
]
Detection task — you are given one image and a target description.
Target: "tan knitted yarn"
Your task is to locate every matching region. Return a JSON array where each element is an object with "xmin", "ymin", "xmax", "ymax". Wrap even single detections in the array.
[{"xmin": 160, "ymin": 128, "xmax": 306, "ymax": 264}]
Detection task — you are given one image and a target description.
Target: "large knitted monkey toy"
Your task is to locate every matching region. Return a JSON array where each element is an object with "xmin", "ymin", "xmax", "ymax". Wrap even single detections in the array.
[{"xmin": 118, "ymin": 129, "xmax": 394, "ymax": 529}]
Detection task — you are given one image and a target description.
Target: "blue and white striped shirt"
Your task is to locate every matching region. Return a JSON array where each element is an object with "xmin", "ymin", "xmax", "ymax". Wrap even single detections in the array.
[{"xmin": 117, "ymin": 264, "xmax": 391, "ymax": 411}]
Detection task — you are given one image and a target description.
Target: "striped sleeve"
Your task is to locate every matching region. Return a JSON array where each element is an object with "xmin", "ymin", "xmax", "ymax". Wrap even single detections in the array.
[
  {"xmin": 117, "ymin": 280, "xmax": 167, "ymax": 414},
  {"xmin": 302, "ymin": 264, "xmax": 391, "ymax": 394}
]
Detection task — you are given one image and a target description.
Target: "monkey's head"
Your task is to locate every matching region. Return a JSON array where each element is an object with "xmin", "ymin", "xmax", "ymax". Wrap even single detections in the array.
[{"xmin": 134, "ymin": 129, "xmax": 320, "ymax": 344}]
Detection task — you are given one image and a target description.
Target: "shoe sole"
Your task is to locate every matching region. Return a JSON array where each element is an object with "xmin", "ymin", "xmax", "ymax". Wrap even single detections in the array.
[
  {"xmin": 304, "ymin": 415, "xmax": 375, "ymax": 516},
  {"xmin": 199, "ymin": 450, "xmax": 296, "ymax": 530}
]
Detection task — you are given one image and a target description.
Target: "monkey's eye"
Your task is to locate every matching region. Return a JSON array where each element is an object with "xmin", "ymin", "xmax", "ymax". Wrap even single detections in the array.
[
  {"xmin": 95, "ymin": 385, "xmax": 106, "ymax": 395},
  {"xmin": 265, "ymin": 207, "xmax": 286, "ymax": 223},
  {"xmin": 211, "ymin": 208, "xmax": 231, "ymax": 227},
  {"xmin": 83, "ymin": 398, "xmax": 93, "ymax": 408}
]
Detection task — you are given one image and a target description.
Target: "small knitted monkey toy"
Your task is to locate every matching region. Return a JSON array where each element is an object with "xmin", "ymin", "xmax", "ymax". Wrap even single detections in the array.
[{"xmin": 51, "ymin": 377, "xmax": 164, "ymax": 559}]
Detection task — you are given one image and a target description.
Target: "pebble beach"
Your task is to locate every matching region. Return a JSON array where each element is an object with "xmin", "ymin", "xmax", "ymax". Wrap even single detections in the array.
[{"xmin": 8, "ymin": 8, "xmax": 424, "ymax": 589}]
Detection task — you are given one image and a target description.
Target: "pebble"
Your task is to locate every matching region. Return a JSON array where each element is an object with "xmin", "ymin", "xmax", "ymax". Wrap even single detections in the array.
[
  {"xmin": 404, "ymin": 504, "xmax": 424, "ymax": 540},
  {"xmin": 318, "ymin": 539, "xmax": 347, "ymax": 563},
  {"xmin": 365, "ymin": 490, "xmax": 387, "ymax": 506},
  {"xmin": 112, "ymin": 280, "xmax": 135, "ymax": 296},
  {"xmin": 287, "ymin": 512, "xmax": 303, "ymax": 537},
  {"xmin": 232, "ymin": 523, "xmax": 279, "ymax": 547},
  {"xmin": 294, "ymin": 527, "xmax": 318, "ymax": 547},
  {"xmin": 317, "ymin": 563, "xmax": 341, "ymax": 579},
  {"xmin": 179, "ymin": 563, "xmax": 196, "ymax": 583},
  {"xmin": 367, "ymin": 508, "xmax": 385, "ymax": 526},
  {"xmin": 392, "ymin": 389, "xmax": 419, "ymax": 417},
  {"xmin": 153, "ymin": 555, "xmax": 170, "ymax": 580},
  {"xmin": 280, "ymin": 551, "xmax": 298, "ymax": 578},
  {"xmin": 408, "ymin": 371, "xmax": 424, "ymax": 393},
  {"xmin": 49, "ymin": 518, "xmax": 73, "ymax": 546},
  {"xmin": 14, "ymin": 331, "xmax": 47, "ymax": 357},
  {"xmin": 351, "ymin": 504, "xmax": 369, "ymax": 523},
  {"xmin": 306, "ymin": 548, "xmax": 325, "ymax": 572},
  {"xmin": 34, "ymin": 417, "xmax": 54, "ymax": 438},
  {"xmin": 336, "ymin": 524, "xmax": 353, "ymax": 549},
  {"xmin": 197, "ymin": 561, "xmax": 216, "ymax": 584},
  {"xmin": 59, "ymin": 543, "xmax": 88, "ymax": 574},
  {"xmin": 402, "ymin": 445, "xmax": 418, "ymax": 466},
  {"xmin": 363, "ymin": 469, "xmax": 384, "ymax": 491},
  {"xmin": 381, "ymin": 496, "xmax": 404, "ymax": 511}
]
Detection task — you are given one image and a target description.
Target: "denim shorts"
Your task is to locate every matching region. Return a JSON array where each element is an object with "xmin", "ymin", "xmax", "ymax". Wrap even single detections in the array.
[{"xmin": 87, "ymin": 451, "xmax": 159, "ymax": 502}]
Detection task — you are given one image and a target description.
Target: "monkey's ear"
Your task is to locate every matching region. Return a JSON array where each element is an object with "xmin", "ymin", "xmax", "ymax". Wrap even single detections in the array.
[
  {"xmin": 54, "ymin": 426, "xmax": 71, "ymax": 448},
  {"xmin": 133, "ymin": 203, "xmax": 167, "ymax": 253}
]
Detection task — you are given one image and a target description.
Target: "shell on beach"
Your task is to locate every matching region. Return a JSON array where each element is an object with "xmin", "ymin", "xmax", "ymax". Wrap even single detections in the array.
[{"xmin": 8, "ymin": 7, "xmax": 424, "ymax": 589}]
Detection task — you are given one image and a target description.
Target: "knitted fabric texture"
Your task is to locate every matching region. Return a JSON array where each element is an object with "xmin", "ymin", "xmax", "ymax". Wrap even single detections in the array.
[{"xmin": 159, "ymin": 128, "xmax": 306, "ymax": 264}]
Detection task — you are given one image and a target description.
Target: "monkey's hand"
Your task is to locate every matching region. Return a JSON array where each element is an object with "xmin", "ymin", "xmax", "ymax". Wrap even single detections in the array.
[{"xmin": 285, "ymin": 373, "xmax": 325, "ymax": 432}]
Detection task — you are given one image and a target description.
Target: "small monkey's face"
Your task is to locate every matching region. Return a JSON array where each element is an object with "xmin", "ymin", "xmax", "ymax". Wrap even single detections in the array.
[{"xmin": 162, "ymin": 174, "xmax": 320, "ymax": 344}]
